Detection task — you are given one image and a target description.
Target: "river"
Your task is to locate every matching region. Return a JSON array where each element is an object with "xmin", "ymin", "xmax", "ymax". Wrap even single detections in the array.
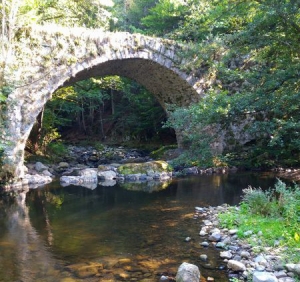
[{"xmin": 0, "ymin": 172, "xmax": 277, "ymax": 282}]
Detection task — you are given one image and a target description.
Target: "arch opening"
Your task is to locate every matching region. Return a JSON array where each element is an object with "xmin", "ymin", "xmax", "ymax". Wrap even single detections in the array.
[{"xmin": 26, "ymin": 75, "xmax": 177, "ymax": 160}]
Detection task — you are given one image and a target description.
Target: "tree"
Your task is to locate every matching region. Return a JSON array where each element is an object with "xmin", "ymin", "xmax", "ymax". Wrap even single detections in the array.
[
  {"xmin": 33, "ymin": 75, "xmax": 174, "ymax": 151},
  {"xmin": 111, "ymin": 0, "xmax": 156, "ymax": 33},
  {"xmin": 167, "ymin": 0, "xmax": 300, "ymax": 168},
  {"xmin": 141, "ymin": 0, "xmax": 188, "ymax": 36},
  {"xmin": 17, "ymin": 0, "xmax": 114, "ymax": 28}
]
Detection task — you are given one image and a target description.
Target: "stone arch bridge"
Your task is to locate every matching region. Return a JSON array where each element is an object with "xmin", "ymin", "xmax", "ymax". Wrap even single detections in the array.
[{"xmin": 1, "ymin": 25, "xmax": 210, "ymax": 183}]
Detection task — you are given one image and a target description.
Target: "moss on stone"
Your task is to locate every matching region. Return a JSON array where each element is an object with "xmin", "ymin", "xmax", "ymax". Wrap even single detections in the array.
[{"xmin": 117, "ymin": 160, "xmax": 172, "ymax": 175}]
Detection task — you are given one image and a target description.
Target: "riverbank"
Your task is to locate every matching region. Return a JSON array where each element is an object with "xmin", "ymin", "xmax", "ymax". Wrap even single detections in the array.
[
  {"xmin": 276, "ymin": 168, "xmax": 300, "ymax": 183},
  {"xmin": 194, "ymin": 202, "xmax": 300, "ymax": 281},
  {"xmin": 3, "ymin": 143, "xmax": 300, "ymax": 191}
]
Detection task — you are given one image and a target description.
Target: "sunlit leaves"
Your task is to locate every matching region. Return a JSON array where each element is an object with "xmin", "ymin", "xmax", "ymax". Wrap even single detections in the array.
[{"xmin": 141, "ymin": 0, "xmax": 187, "ymax": 36}]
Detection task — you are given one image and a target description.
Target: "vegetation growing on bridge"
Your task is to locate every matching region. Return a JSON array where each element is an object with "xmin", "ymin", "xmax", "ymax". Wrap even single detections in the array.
[{"xmin": 1, "ymin": 0, "xmax": 300, "ymax": 169}]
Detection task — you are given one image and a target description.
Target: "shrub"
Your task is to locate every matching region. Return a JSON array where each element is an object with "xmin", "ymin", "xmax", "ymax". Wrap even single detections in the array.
[
  {"xmin": 46, "ymin": 142, "xmax": 67, "ymax": 161},
  {"xmin": 241, "ymin": 186, "xmax": 275, "ymax": 216}
]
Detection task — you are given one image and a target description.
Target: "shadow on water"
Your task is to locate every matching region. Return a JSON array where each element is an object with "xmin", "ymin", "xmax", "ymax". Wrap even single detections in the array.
[{"xmin": 0, "ymin": 172, "xmax": 278, "ymax": 281}]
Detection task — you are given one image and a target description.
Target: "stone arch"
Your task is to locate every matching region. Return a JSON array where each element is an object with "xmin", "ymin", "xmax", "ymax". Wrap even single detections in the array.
[{"xmin": 1, "ymin": 26, "xmax": 203, "ymax": 183}]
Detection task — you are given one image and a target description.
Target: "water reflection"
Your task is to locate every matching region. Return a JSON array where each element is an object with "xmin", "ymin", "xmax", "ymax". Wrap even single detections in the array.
[
  {"xmin": 0, "ymin": 172, "xmax": 277, "ymax": 281},
  {"xmin": 0, "ymin": 189, "xmax": 63, "ymax": 282},
  {"xmin": 119, "ymin": 179, "xmax": 172, "ymax": 193}
]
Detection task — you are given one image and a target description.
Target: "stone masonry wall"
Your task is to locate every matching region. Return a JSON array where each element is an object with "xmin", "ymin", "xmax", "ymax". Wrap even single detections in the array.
[{"xmin": 1, "ymin": 24, "xmax": 206, "ymax": 182}]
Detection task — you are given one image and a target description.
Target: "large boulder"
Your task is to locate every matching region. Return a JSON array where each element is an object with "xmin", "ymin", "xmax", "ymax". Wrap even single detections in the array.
[
  {"xmin": 77, "ymin": 168, "xmax": 98, "ymax": 179},
  {"xmin": 175, "ymin": 262, "xmax": 200, "ymax": 282},
  {"xmin": 97, "ymin": 170, "xmax": 117, "ymax": 180},
  {"xmin": 117, "ymin": 161, "xmax": 172, "ymax": 175}
]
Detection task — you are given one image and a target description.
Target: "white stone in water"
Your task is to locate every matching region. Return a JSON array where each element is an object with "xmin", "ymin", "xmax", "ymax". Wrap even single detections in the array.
[
  {"xmin": 200, "ymin": 254, "xmax": 208, "ymax": 261},
  {"xmin": 253, "ymin": 271, "xmax": 278, "ymax": 282},
  {"xmin": 97, "ymin": 170, "xmax": 117, "ymax": 180},
  {"xmin": 176, "ymin": 262, "xmax": 200, "ymax": 282},
  {"xmin": 200, "ymin": 241, "xmax": 209, "ymax": 247}
]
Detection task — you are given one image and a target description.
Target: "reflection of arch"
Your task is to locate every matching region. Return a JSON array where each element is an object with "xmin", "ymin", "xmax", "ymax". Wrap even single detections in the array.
[
  {"xmin": 2, "ymin": 26, "xmax": 204, "ymax": 182},
  {"xmin": 3, "ymin": 190, "xmax": 59, "ymax": 281}
]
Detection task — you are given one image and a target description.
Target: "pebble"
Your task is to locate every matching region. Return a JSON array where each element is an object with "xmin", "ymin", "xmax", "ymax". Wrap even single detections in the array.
[
  {"xmin": 208, "ymin": 232, "xmax": 222, "ymax": 242},
  {"xmin": 199, "ymin": 230, "xmax": 207, "ymax": 236},
  {"xmin": 215, "ymin": 242, "xmax": 226, "ymax": 248},
  {"xmin": 241, "ymin": 251, "xmax": 251, "ymax": 259},
  {"xmin": 200, "ymin": 241, "xmax": 209, "ymax": 247},
  {"xmin": 227, "ymin": 260, "xmax": 246, "ymax": 272},
  {"xmin": 229, "ymin": 229, "xmax": 238, "ymax": 235},
  {"xmin": 200, "ymin": 254, "xmax": 208, "ymax": 261},
  {"xmin": 203, "ymin": 220, "xmax": 213, "ymax": 226}
]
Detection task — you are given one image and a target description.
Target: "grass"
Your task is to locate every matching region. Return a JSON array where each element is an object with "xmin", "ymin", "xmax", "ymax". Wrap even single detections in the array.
[{"xmin": 218, "ymin": 179, "xmax": 300, "ymax": 263}]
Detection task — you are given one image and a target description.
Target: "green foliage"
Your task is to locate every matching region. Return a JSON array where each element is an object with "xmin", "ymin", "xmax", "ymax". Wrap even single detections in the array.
[
  {"xmin": 273, "ymin": 180, "xmax": 300, "ymax": 227},
  {"xmin": 165, "ymin": 90, "xmax": 232, "ymax": 167},
  {"xmin": 165, "ymin": 0, "xmax": 300, "ymax": 168},
  {"xmin": 111, "ymin": 0, "xmax": 187, "ymax": 36},
  {"xmin": 39, "ymin": 76, "xmax": 172, "ymax": 150},
  {"xmin": 141, "ymin": 0, "xmax": 187, "ymax": 36},
  {"xmin": 111, "ymin": 0, "xmax": 156, "ymax": 33},
  {"xmin": 46, "ymin": 142, "xmax": 68, "ymax": 161},
  {"xmin": 2, "ymin": 0, "xmax": 300, "ymax": 169},
  {"xmin": 17, "ymin": 0, "xmax": 113, "ymax": 29},
  {"xmin": 242, "ymin": 180, "xmax": 300, "ymax": 225},
  {"xmin": 0, "ymin": 90, "xmax": 8, "ymax": 102},
  {"xmin": 219, "ymin": 179, "xmax": 300, "ymax": 260},
  {"xmin": 241, "ymin": 186, "xmax": 276, "ymax": 216}
]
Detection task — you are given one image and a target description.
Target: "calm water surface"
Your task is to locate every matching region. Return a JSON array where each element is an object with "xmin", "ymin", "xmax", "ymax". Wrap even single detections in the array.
[{"xmin": 0, "ymin": 172, "xmax": 277, "ymax": 282}]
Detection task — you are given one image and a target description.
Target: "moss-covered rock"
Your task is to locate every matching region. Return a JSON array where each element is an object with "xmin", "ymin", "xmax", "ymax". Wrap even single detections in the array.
[{"xmin": 117, "ymin": 161, "xmax": 172, "ymax": 175}]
